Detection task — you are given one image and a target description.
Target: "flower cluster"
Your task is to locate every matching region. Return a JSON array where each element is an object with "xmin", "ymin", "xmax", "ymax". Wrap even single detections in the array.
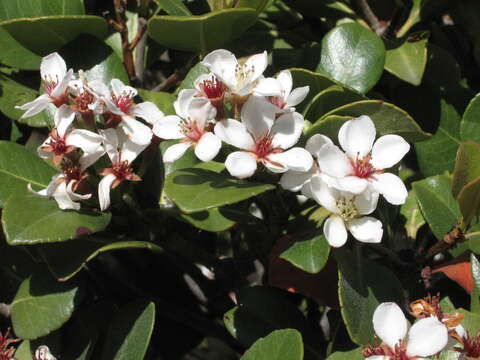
[{"xmin": 17, "ymin": 49, "xmax": 411, "ymax": 248}]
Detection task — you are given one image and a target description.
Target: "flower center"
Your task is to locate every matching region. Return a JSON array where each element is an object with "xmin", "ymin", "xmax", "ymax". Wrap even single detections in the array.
[
  {"xmin": 267, "ymin": 95, "xmax": 286, "ymax": 109},
  {"xmin": 351, "ymin": 153, "xmax": 377, "ymax": 178},
  {"xmin": 254, "ymin": 135, "xmax": 277, "ymax": 159},
  {"xmin": 364, "ymin": 341, "xmax": 410, "ymax": 360},
  {"xmin": 235, "ymin": 63, "xmax": 255, "ymax": 89},
  {"xmin": 180, "ymin": 120, "xmax": 204, "ymax": 143},
  {"xmin": 198, "ymin": 76, "xmax": 227, "ymax": 100},
  {"xmin": 336, "ymin": 198, "xmax": 358, "ymax": 221},
  {"xmin": 46, "ymin": 129, "xmax": 68, "ymax": 156},
  {"xmin": 112, "ymin": 160, "xmax": 134, "ymax": 181},
  {"xmin": 460, "ymin": 333, "xmax": 480, "ymax": 358},
  {"xmin": 43, "ymin": 76, "xmax": 59, "ymax": 96},
  {"xmin": 112, "ymin": 91, "xmax": 134, "ymax": 114},
  {"xmin": 74, "ymin": 91, "xmax": 95, "ymax": 112}
]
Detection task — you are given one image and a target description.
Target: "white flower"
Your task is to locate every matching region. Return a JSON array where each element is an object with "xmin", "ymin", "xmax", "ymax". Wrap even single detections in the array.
[
  {"xmin": 310, "ymin": 177, "xmax": 382, "ymax": 247},
  {"xmin": 318, "ymin": 115, "xmax": 410, "ymax": 205},
  {"xmin": 365, "ymin": 302, "xmax": 448, "ymax": 360},
  {"xmin": 69, "ymin": 71, "xmax": 107, "ymax": 115},
  {"xmin": 38, "ymin": 105, "xmax": 104, "ymax": 170},
  {"xmin": 154, "ymin": 97, "xmax": 221, "ymax": 163},
  {"xmin": 35, "ymin": 345, "xmax": 57, "ymax": 360},
  {"xmin": 214, "ymin": 96, "xmax": 313, "ymax": 178},
  {"xmin": 98, "ymin": 128, "xmax": 148, "ymax": 211},
  {"xmin": 15, "ymin": 52, "xmax": 74, "ymax": 118},
  {"xmin": 201, "ymin": 49, "xmax": 267, "ymax": 97},
  {"xmin": 254, "ymin": 70, "xmax": 309, "ymax": 112},
  {"xmin": 28, "ymin": 173, "xmax": 91, "ymax": 211}
]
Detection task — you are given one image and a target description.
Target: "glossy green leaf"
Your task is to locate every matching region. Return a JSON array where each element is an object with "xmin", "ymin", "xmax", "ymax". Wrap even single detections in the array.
[
  {"xmin": 164, "ymin": 164, "xmax": 275, "ymax": 213},
  {"xmin": 327, "ymin": 348, "xmax": 362, "ymax": 360},
  {"xmin": 155, "ymin": 0, "xmax": 191, "ymax": 16},
  {"xmin": 137, "ymin": 89, "xmax": 176, "ymax": 115},
  {"xmin": 148, "ymin": 9, "xmax": 258, "ymax": 54},
  {"xmin": 305, "ymin": 100, "xmax": 430, "ymax": 142},
  {"xmin": 0, "ymin": 27, "xmax": 41, "ymax": 70},
  {"xmin": 237, "ymin": 0, "xmax": 269, "ymax": 12},
  {"xmin": 101, "ymin": 301, "xmax": 155, "ymax": 360},
  {"xmin": 2, "ymin": 194, "xmax": 112, "ymax": 245},
  {"xmin": 0, "ymin": 141, "xmax": 55, "ymax": 207},
  {"xmin": 460, "ymin": 93, "xmax": 480, "ymax": 144},
  {"xmin": 457, "ymin": 177, "xmax": 480, "ymax": 227},
  {"xmin": 11, "ymin": 270, "xmax": 81, "ymax": 339},
  {"xmin": 384, "ymin": 32, "xmax": 429, "ymax": 86},
  {"xmin": 40, "ymin": 238, "xmax": 164, "ymax": 281},
  {"xmin": 179, "ymin": 207, "xmax": 237, "ymax": 232},
  {"xmin": 397, "ymin": 0, "xmax": 425, "ymax": 37},
  {"xmin": 290, "ymin": 68, "xmax": 337, "ymax": 113},
  {"xmin": 280, "ymin": 233, "xmax": 330, "ymax": 274},
  {"xmin": 0, "ymin": 74, "xmax": 47, "ymax": 127},
  {"xmin": 0, "ymin": 0, "xmax": 84, "ymax": 21},
  {"xmin": 0, "ymin": 15, "xmax": 108, "ymax": 55},
  {"xmin": 241, "ymin": 329, "xmax": 303, "ymax": 360},
  {"xmin": 400, "ymin": 189, "xmax": 426, "ymax": 239},
  {"xmin": 317, "ymin": 22, "xmax": 386, "ymax": 93},
  {"xmin": 452, "ymin": 142, "xmax": 480, "ymax": 198},
  {"xmin": 336, "ymin": 248, "xmax": 404, "ymax": 345},
  {"xmin": 412, "ymin": 175, "xmax": 461, "ymax": 240}
]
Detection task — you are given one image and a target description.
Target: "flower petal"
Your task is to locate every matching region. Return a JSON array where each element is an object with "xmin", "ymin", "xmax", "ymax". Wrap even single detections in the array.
[
  {"xmin": 152, "ymin": 115, "xmax": 184, "ymax": 140},
  {"xmin": 194, "ymin": 132, "xmax": 221, "ymax": 162},
  {"xmin": 271, "ymin": 111, "xmax": 305, "ymax": 150},
  {"xmin": 267, "ymin": 147, "xmax": 313, "ymax": 172},
  {"xmin": 54, "ymin": 104, "xmax": 76, "ymax": 137},
  {"xmin": 309, "ymin": 176, "xmax": 339, "ymax": 213},
  {"xmin": 406, "ymin": 317, "xmax": 448, "ymax": 357},
  {"xmin": 241, "ymin": 96, "xmax": 276, "ymax": 140},
  {"xmin": 174, "ymin": 89, "xmax": 196, "ymax": 118},
  {"xmin": 40, "ymin": 52, "xmax": 66, "ymax": 82},
  {"xmin": 52, "ymin": 181, "xmax": 81, "ymax": 211},
  {"xmin": 133, "ymin": 101, "xmax": 165, "ymax": 125},
  {"xmin": 370, "ymin": 173, "xmax": 408, "ymax": 205},
  {"xmin": 225, "ymin": 151, "xmax": 258, "ymax": 179},
  {"xmin": 317, "ymin": 144, "xmax": 353, "ymax": 178},
  {"xmin": 305, "ymin": 134, "xmax": 334, "ymax": 157},
  {"xmin": 99, "ymin": 128, "xmax": 119, "ymax": 163},
  {"xmin": 120, "ymin": 116, "xmax": 153, "ymax": 146},
  {"xmin": 323, "ymin": 215, "xmax": 348, "ymax": 247},
  {"xmin": 254, "ymin": 77, "xmax": 282, "ymax": 96},
  {"xmin": 163, "ymin": 142, "xmax": 191, "ymax": 163},
  {"xmin": 244, "ymin": 51, "xmax": 268, "ymax": 83},
  {"xmin": 188, "ymin": 97, "xmax": 217, "ymax": 128},
  {"xmin": 99, "ymin": 173, "xmax": 117, "ymax": 211},
  {"xmin": 120, "ymin": 136, "xmax": 148, "ymax": 164},
  {"xmin": 15, "ymin": 94, "xmax": 51, "ymax": 119},
  {"xmin": 347, "ymin": 216, "xmax": 383, "ymax": 243},
  {"xmin": 354, "ymin": 190, "xmax": 379, "ymax": 215},
  {"xmin": 277, "ymin": 70, "xmax": 293, "ymax": 98},
  {"xmin": 111, "ymin": 78, "xmax": 127, "ymax": 98},
  {"xmin": 66, "ymin": 181, "xmax": 91, "ymax": 201},
  {"xmin": 338, "ymin": 115, "xmax": 376, "ymax": 158},
  {"xmin": 372, "ymin": 302, "xmax": 408, "ymax": 350},
  {"xmin": 371, "ymin": 134, "xmax": 410, "ymax": 170},
  {"xmin": 66, "ymin": 129, "xmax": 104, "ymax": 169},
  {"xmin": 214, "ymin": 118, "xmax": 255, "ymax": 150},
  {"xmin": 201, "ymin": 49, "xmax": 238, "ymax": 89},
  {"xmin": 279, "ymin": 169, "xmax": 314, "ymax": 192},
  {"xmin": 333, "ymin": 176, "xmax": 368, "ymax": 194},
  {"xmin": 286, "ymin": 86, "xmax": 309, "ymax": 108},
  {"xmin": 51, "ymin": 69, "xmax": 74, "ymax": 97}
]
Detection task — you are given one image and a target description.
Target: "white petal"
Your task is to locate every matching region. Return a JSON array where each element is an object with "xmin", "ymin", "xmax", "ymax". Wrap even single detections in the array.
[
  {"xmin": 254, "ymin": 77, "xmax": 282, "ymax": 96},
  {"xmin": 333, "ymin": 176, "xmax": 368, "ymax": 194},
  {"xmin": 194, "ymin": 132, "xmax": 221, "ymax": 162},
  {"xmin": 225, "ymin": 151, "xmax": 258, "ymax": 179},
  {"xmin": 188, "ymin": 97, "xmax": 216, "ymax": 128},
  {"xmin": 370, "ymin": 173, "xmax": 408, "ymax": 205},
  {"xmin": 244, "ymin": 51, "xmax": 268, "ymax": 83},
  {"xmin": 174, "ymin": 89, "xmax": 196, "ymax": 118},
  {"xmin": 241, "ymin": 96, "xmax": 276, "ymax": 140},
  {"xmin": 371, "ymin": 134, "xmax": 410, "ymax": 170},
  {"xmin": 347, "ymin": 216, "xmax": 383, "ymax": 243},
  {"xmin": 406, "ymin": 317, "xmax": 448, "ymax": 357},
  {"xmin": 133, "ymin": 101, "xmax": 165, "ymax": 125},
  {"xmin": 52, "ymin": 181, "xmax": 80, "ymax": 210},
  {"xmin": 214, "ymin": 118, "xmax": 255, "ymax": 150},
  {"xmin": 51, "ymin": 69, "xmax": 74, "ymax": 97},
  {"xmin": 201, "ymin": 49, "xmax": 238, "ymax": 89},
  {"xmin": 338, "ymin": 115, "xmax": 376, "ymax": 158},
  {"xmin": 194, "ymin": 73, "xmax": 215, "ymax": 90},
  {"xmin": 279, "ymin": 169, "xmax": 314, "ymax": 192},
  {"xmin": 66, "ymin": 129, "xmax": 104, "ymax": 169},
  {"xmin": 37, "ymin": 138, "xmax": 53, "ymax": 160},
  {"xmin": 163, "ymin": 142, "xmax": 191, "ymax": 163},
  {"xmin": 99, "ymin": 173, "xmax": 117, "ymax": 211},
  {"xmin": 365, "ymin": 357, "xmax": 388, "ymax": 360},
  {"xmin": 120, "ymin": 116, "xmax": 153, "ymax": 146},
  {"xmin": 54, "ymin": 104, "xmax": 76, "ymax": 137},
  {"xmin": 306, "ymin": 134, "xmax": 333, "ymax": 157},
  {"xmin": 267, "ymin": 148, "xmax": 313, "ymax": 172},
  {"xmin": 40, "ymin": 52, "xmax": 66, "ymax": 82},
  {"xmin": 152, "ymin": 115, "xmax": 184, "ymax": 140},
  {"xmin": 120, "ymin": 136, "xmax": 148, "ymax": 164},
  {"xmin": 99, "ymin": 128, "xmax": 119, "ymax": 163},
  {"xmin": 15, "ymin": 94, "xmax": 51, "ymax": 118},
  {"xmin": 372, "ymin": 302, "xmax": 408, "ymax": 350},
  {"xmin": 66, "ymin": 181, "xmax": 91, "ymax": 201},
  {"xmin": 354, "ymin": 190, "xmax": 379, "ymax": 215},
  {"xmin": 317, "ymin": 144, "xmax": 353, "ymax": 178},
  {"xmin": 271, "ymin": 111, "xmax": 305, "ymax": 150},
  {"xmin": 286, "ymin": 86, "xmax": 309, "ymax": 107},
  {"xmin": 277, "ymin": 70, "xmax": 293, "ymax": 98},
  {"xmin": 323, "ymin": 215, "xmax": 348, "ymax": 247},
  {"xmin": 88, "ymin": 79, "xmax": 110, "ymax": 98},
  {"xmin": 111, "ymin": 78, "xmax": 127, "ymax": 98},
  {"xmin": 309, "ymin": 176, "xmax": 339, "ymax": 213}
]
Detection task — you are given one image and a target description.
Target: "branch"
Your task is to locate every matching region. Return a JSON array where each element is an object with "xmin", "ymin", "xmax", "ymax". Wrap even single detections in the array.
[{"xmin": 353, "ymin": 0, "xmax": 389, "ymax": 36}]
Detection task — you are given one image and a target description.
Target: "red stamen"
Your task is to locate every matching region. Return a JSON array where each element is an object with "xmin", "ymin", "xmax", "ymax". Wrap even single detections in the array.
[
  {"xmin": 198, "ymin": 76, "xmax": 227, "ymax": 100},
  {"xmin": 112, "ymin": 92, "xmax": 134, "ymax": 114},
  {"xmin": 351, "ymin": 153, "xmax": 378, "ymax": 178},
  {"xmin": 101, "ymin": 160, "xmax": 141, "ymax": 188},
  {"xmin": 181, "ymin": 121, "xmax": 204, "ymax": 143},
  {"xmin": 267, "ymin": 96, "xmax": 286, "ymax": 109}
]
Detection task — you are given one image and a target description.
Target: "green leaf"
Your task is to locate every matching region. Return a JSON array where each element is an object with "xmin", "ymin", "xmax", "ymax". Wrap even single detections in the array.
[
  {"xmin": 303, "ymin": 85, "xmax": 364, "ymax": 120},
  {"xmin": 164, "ymin": 164, "xmax": 275, "ymax": 213},
  {"xmin": 155, "ymin": 0, "xmax": 192, "ymax": 16},
  {"xmin": 400, "ymin": 189, "xmax": 426, "ymax": 239},
  {"xmin": 316, "ymin": 22, "xmax": 386, "ymax": 94},
  {"xmin": 14, "ymin": 330, "xmax": 62, "ymax": 360},
  {"xmin": 457, "ymin": 177, "xmax": 480, "ymax": 227},
  {"xmin": 11, "ymin": 270, "xmax": 81, "ymax": 339},
  {"xmin": 0, "ymin": 27, "xmax": 41, "ymax": 70},
  {"xmin": 147, "ymin": 9, "xmax": 258, "ymax": 54},
  {"xmin": 237, "ymin": 0, "xmax": 269, "ymax": 13},
  {"xmin": 335, "ymin": 248, "xmax": 404, "ymax": 345},
  {"xmin": 460, "ymin": 93, "xmax": 480, "ymax": 144},
  {"xmin": 241, "ymin": 329, "xmax": 303, "ymax": 360},
  {"xmin": 290, "ymin": 68, "xmax": 337, "ymax": 114},
  {"xmin": 2, "ymin": 194, "xmax": 112, "ymax": 245},
  {"xmin": 327, "ymin": 348, "xmax": 362, "ymax": 360},
  {"xmin": 101, "ymin": 301, "xmax": 155, "ymax": 360},
  {"xmin": 0, "ymin": 15, "xmax": 108, "ymax": 55},
  {"xmin": 412, "ymin": 175, "xmax": 461, "ymax": 240},
  {"xmin": 459, "ymin": 308, "xmax": 480, "ymax": 334},
  {"xmin": 452, "ymin": 142, "xmax": 480, "ymax": 198},
  {"xmin": 0, "ymin": 141, "xmax": 56, "ymax": 207},
  {"xmin": 39, "ymin": 238, "xmax": 164, "ymax": 281},
  {"xmin": 0, "ymin": 74, "xmax": 47, "ymax": 127},
  {"xmin": 305, "ymin": 100, "xmax": 430, "ymax": 143},
  {"xmin": 384, "ymin": 32, "xmax": 429, "ymax": 86},
  {"xmin": 280, "ymin": 233, "xmax": 330, "ymax": 274},
  {"xmin": 397, "ymin": 0, "xmax": 425, "ymax": 37},
  {"xmin": 176, "ymin": 62, "xmax": 210, "ymax": 94},
  {"xmin": 0, "ymin": 0, "xmax": 84, "ymax": 21},
  {"xmin": 137, "ymin": 89, "xmax": 176, "ymax": 115},
  {"xmin": 178, "ymin": 207, "xmax": 237, "ymax": 232}
]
